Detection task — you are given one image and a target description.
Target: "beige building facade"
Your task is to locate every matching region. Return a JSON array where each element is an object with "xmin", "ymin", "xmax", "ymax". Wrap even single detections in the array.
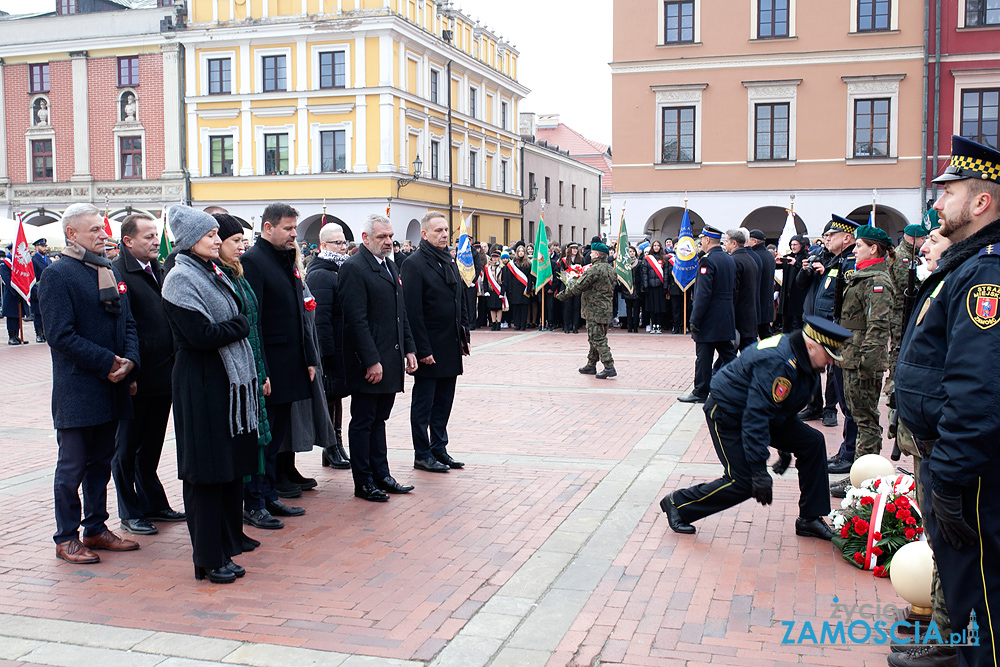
[{"xmin": 611, "ymin": 0, "xmax": 924, "ymax": 240}]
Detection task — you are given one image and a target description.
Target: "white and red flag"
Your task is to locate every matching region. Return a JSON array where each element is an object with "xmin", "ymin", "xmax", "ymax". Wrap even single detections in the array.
[{"xmin": 9, "ymin": 214, "xmax": 36, "ymax": 302}]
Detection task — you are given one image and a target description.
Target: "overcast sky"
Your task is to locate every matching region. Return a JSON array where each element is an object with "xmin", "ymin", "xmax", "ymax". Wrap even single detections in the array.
[{"xmin": 0, "ymin": 0, "xmax": 613, "ymax": 145}]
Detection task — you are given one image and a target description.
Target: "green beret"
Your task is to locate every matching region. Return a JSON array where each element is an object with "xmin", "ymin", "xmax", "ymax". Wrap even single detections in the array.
[
  {"xmin": 591, "ymin": 242, "xmax": 609, "ymax": 254},
  {"xmin": 922, "ymin": 208, "xmax": 941, "ymax": 231},
  {"xmin": 855, "ymin": 224, "xmax": 892, "ymax": 244},
  {"xmin": 902, "ymin": 224, "xmax": 928, "ymax": 238}
]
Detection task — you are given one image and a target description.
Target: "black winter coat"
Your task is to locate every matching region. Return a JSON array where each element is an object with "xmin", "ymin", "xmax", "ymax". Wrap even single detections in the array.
[
  {"xmin": 778, "ymin": 249, "xmax": 809, "ymax": 320},
  {"xmin": 163, "ymin": 294, "xmax": 256, "ymax": 486},
  {"xmin": 338, "ymin": 245, "xmax": 415, "ymax": 395},
  {"xmin": 112, "ymin": 250, "xmax": 173, "ymax": 397},
  {"xmin": 752, "ymin": 243, "xmax": 777, "ymax": 325},
  {"xmin": 730, "ymin": 247, "xmax": 760, "ymax": 344},
  {"xmin": 241, "ymin": 237, "xmax": 317, "ymax": 405},
  {"xmin": 638, "ymin": 255, "xmax": 667, "ymax": 291},
  {"xmin": 689, "ymin": 246, "xmax": 736, "ymax": 343},
  {"xmin": 503, "ymin": 261, "xmax": 533, "ymax": 305},
  {"xmin": 401, "ymin": 245, "xmax": 469, "ymax": 378},
  {"xmin": 305, "ymin": 255, "xmax": 347, "ymax": 398},
  {"xmin": 30, "ymin": 252, "xmax": 51, "ymax": 316}
]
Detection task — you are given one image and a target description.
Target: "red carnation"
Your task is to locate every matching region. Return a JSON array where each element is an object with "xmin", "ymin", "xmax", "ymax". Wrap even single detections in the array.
[
  {"xmin": 895, "ymin": 510, "xmax": 907, "ymax": 520},
  {"xmin": 873, "ymin": 531, "xmax": 882, "ymax": 540},
  {"xmin": 840, "ymin": 526, "xmax": 850, "ymax": 539},
  {"xmin": 871, "ymin": 546, "xmax": 883, "ymax": 556},
  {"xmin": 916, "ymin": 527, "xmax": 924, "ymax": 535},
  {"xmin": 860, "ymin": 496, "xmax": 875, "ymax": 506},
  {"xmin": 906, "ymin": 517, "xmax": 916, "ymax": 525},
  {"xmin": 896, "ymin": 496, "xmax": 910, "ymax": 507},
  {"xmin": 905, "ymin": 528, "xmax": 916, "ymax": 540},
  {"xmin": 854, "ymin": 520, "xmax": 868, "ymax": 535},
  {"xmin": 304, "ymin": 296, "xmax": 317, "ymax": 312},
  {"xmin": 853, "ymin": 553, "xmax": 865, "ymax": 565},
  {"xmin": 885, "ymin": 503, "xmax": 897, "ymax": 513},
  {"xmin": 874, "ymin": 479, "xmax": 881, "ymax": 488},
  {"xmin": 851, "ymin": 515, "xmax": 861, "ymax": 524},
  {"xmin": 873, "ymin": 566, "xmax": 888, "ymax": 578}
]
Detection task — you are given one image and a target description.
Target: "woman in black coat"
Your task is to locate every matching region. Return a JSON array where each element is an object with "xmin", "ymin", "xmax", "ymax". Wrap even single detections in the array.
[
  {"xmin": 161, "ymin": 206, "xmax": 258, "ymax": 585},
  {"xmin": 777, "ymin": 234, "xmax": 809, "ymax": 332},
  {"xmin": 557, "ymin": 244, "xmax": 583, "ymax": 333},
  {"xmin": 641, "ymin": 241, "xmax": 669, "ymax": 333},
  {"xmin": 503, "ymin": 242, "xmax": 533, "ymax": 330}
]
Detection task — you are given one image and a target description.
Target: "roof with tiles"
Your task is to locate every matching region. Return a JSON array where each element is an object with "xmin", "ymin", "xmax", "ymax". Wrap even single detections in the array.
[{"xmin": 536, "ymin": 120, "xmax": 612, "ymax": 191}]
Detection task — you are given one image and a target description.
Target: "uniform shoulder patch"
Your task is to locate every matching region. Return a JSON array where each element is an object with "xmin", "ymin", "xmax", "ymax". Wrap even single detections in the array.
[
  {"xmin": 873, "ymin": 285, "xmax": 884, "ymax": 293},
  {"xmin": 772, "ymin": 377, "xmax": 792, "ymax": 403},
  {"xmin": 757, "ymin": 334, "xmax": 782, "ymax": 349},
  {"xmin": 700, "ymin": 267, "xmax": 707, "ymax": 274},
  {"xmin": 967, "ymin": 283, "xmax": 1000, "ymax": 329},
  {"xmin": 979, "ymin": 244, "xmax": 1000, "ymax": 258}
]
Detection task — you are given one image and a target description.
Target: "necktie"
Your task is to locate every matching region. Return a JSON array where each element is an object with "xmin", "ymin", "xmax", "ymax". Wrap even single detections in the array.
[
  {"xmin": 384, "ymin": 262, "xmax": 392, "ymax": 280},
  {"xmin": 144, "ymin": 264, "xmax": 156, "ymax": 282}
]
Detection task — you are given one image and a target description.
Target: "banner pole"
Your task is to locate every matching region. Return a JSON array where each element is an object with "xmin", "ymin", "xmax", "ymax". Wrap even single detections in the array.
[
  {"xmin": 683, "ymin": 291, "xmax": 687, "ymax": 336},
  {"xmin": 19, "ymin": 301, "xmax": 23, "ymax": 343}
]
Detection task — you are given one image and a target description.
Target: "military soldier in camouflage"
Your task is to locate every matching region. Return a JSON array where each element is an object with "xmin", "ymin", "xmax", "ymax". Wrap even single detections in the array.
[
  {"xmin": 840, "ymin": 224, "xmax": 896, "ymax": 460},
  {"xmin": 556, "ymin": 242, "xmax": 617, "ymax": 379}
]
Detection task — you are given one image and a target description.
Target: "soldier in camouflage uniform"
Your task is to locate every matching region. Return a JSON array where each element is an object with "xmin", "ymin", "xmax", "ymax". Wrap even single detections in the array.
[
  {"xmin": 556, "ymin": 242, "xmax": 617, "ymax": 378},
  {"xmin": 839, "ymin": 225, "xmax": 896, "ymax": 459}
]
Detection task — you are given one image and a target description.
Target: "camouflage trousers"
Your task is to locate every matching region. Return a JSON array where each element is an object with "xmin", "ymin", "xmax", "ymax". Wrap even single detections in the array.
[
  {"xmin": 585, "ymin": 321, "xmax": 614, "ymax": 367},
  {"xmin": 843, "ymin": 370, "xmax": 884, "ymax": 458},
  {"xmin": 913, "ymin": 452, "xmax": 952, "ymax": 636}
]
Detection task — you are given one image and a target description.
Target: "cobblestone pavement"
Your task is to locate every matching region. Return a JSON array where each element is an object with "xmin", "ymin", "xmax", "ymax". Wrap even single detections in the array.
[{"xmin": 0, "ymin": 323, "xmax": 900, "ymax": 666}]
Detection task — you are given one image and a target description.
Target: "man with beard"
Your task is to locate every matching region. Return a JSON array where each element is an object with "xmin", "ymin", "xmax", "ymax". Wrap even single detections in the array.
[{"xmin": 894, "ymin": 135, "xmax": 1000, "ymax": 667}]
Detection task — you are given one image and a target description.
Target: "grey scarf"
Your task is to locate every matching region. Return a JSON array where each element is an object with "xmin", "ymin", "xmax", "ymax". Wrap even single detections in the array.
[
  {"xmin": 161, "ymin": 253, "xmax": 259, "ymax": 437},
  {"xmin": 318, "ymin": 249, "xmax": 349, "ymax": 266}
]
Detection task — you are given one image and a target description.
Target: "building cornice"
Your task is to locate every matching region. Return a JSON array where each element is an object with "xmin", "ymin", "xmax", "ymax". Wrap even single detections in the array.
[
  {"xmin": 610, "ymin": 46, "xmax": 924, "ymax": 75},
  {"xmin": 524, "ymin": 143, "xmax": 605, "ymax": 177}
]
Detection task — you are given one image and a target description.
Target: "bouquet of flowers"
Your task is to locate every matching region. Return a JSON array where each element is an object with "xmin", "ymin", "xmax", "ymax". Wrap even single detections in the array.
[
  {"xmin": 828, "ymin": 474, "xmax": 924, "ymax": 577},
  {"xmin": 559, "ymin": 263, "xmax": 588, "ymax": 289}
]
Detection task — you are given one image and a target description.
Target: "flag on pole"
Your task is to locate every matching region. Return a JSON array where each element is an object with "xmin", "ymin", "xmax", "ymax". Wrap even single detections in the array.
[
  {"xmin": 776, "ymin": 207, "xmax": 797, "ymax": 257},
  {"xmin": 455, "ymin": 212, "xmax": 476, "ymax": 287},
  {"xmin": 531, "ymin": 217, "xmax": 552, "ymax": 292},
  {"xmin": 158, "ymin": 208, "xmax": 173, "ymax": 264},
  {"xmin": 672, "ymin": 208, "xmax": 698, "ymax": 292},
  {"xmin": 613, "ymin": 209, "xmax": 633, "ymax": 294},
  {"xmin": 103, "ymin": 195, "xmax": 114, "ymax": 237},
  {"xmin": 9, "ymin": 214, "xmax": 36, "ymax": 302},
  {"xmin": 868, "ymin": 208, "xmax": 876, "ymax": 227}
]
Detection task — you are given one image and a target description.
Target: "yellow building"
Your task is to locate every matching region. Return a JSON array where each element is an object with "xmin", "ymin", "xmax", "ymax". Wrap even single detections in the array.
[{"xmin": 178, "ymin": 0, "xmax": 528, "ymax": 244}]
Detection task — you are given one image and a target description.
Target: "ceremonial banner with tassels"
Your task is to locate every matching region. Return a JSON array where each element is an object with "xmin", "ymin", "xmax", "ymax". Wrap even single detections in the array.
[
  {"xmin": 672, "ymin": 207, "xmax": 697, "ymax": 292},
  {"xmin": 613, "ymin": 208, "xmax": 633, "ymax": 294},
  {"xmin": 531, "ymin": 217, "xmax": 552, "ymax": 293},
  {"xmin": 456, "ymin": 212, "xmax": 476, "ymax": 287}
]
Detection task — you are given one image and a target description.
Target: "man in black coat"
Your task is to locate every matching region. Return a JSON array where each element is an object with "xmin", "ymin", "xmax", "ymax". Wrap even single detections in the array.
[
  {"xmin": 111, "ymin": 214, "xmax": 184, "ymax": 536},
  {"xmin": 241, "ymin": 203, "xmax": 317, "ymax": 526},
  {"xmin": 679, "ymin": 225, "xmax": 737, "ymax": 403},
  {"xmin": 724, "ymin": 228, "xmax": 759, "ymax": 351},
  {"xmin": 339, "ymin": 213, "xmax": 417, "ymax": 502},
  {"xmin": 748, "ymin": 229, "xmax": 776, "ymax": 339},
  {"xmin": 1, "ymin": 244, "xmax": 29, "ymax": 345},
  {"xmin": 401, "ymin": 211, "xmax": 471, "ymax": 474},
  {"xmin": 30, "ymin": 238, "xmax": 52, "ymax": 342},
  {"xmin": 38, "ymin": 203, "xmax": 141, "ymax": 564}
]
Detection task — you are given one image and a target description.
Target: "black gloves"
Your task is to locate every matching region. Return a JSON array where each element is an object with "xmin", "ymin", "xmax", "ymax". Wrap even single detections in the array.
[
  {"xmin": 751, "ymin": 471, "xmax": 773, "ymax": 506},
  {"xmin": 931, "ymin": 491, "xmax": 978, "ymax": 550},
  {"xmin": 772, "ymin": 451, "xmax": 792, "ymax": 476}
]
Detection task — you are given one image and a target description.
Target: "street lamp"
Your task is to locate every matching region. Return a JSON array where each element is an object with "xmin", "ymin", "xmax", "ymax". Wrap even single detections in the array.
[
  {"xmin": 396, "ymin": 156, "xmax": 423, "ymax": 198},
  {"xmin": 519, "ymin": 182, "xmax": 539, "ymax": 213}
]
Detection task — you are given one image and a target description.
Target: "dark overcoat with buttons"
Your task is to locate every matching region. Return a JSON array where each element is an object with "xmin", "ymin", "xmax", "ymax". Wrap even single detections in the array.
[
  {"xmin": 338, "ymin": 245, "xmax": 415, "ymax": 395},
  {"xmin": 400, "ymin": 245, "xmax": 469, "ymax": 379},
  {"xmin": 689, "ymin": 245, "xmax": 736, "ymax": 343},
  {"xmin": 112, "ymin": 249, "xmax": 173, "ymax": 397}
]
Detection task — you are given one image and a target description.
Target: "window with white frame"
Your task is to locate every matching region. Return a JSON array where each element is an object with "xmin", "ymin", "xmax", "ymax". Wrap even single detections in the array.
[
  {"xmin": 501, "ymin": 159, "xmax": 508, "ymax": 193},
  {"xmin": 210, "ymin": 136, "xmax": 234, "ymax": 176},
  {"xmin": 430, "ymin": 140, "xmax": 440, "ymax": 179},
  {"xmin": 843, "ymin": 74, "xmax": 903, "ymax": 162},
  {"xmin": 264, "ymin": 133, "xmax": 289, "ymax": 174},
  {"xmin": 653, "ymin": 83, "xmax": 706, "ymax": 167},
  {"xmin": 744, "ymin": 79, "xmax": 800, "ymax": 164},
  {"xmin": 469, "ymin": 86, "xmax": 478, "ymax": 118},
  {"xmin": 954, "ymin": 72, "xmax": 1000, "ymax": 149},
  {"xmin": 262, "ymin": 55, "xmax": 286, "ymax": 93},
  {"xmin": 851, "ymin": 0, "xmax": 898, "ymax": 32},
  {"xmin": 750, "ymin": 0, "xmax": 795, "ymax": 39},
  {"xmin": 320, "ymin": 130, "xmax": 347, "ymax": 171},
  {"xmin": 120, "ymin": 136, "xmax": 143, "ymax": 179},
  {"xmin": 319, "ymin": 51, "xmax": 346, "ymax": 89},
  {"xmin": 660, "ymin": 0, "xmax": 696, "ymax": 44},
  {"xmin": 501, "ymin": 101, "xmax": 508, "ymax": 129},
  {"xmin": 31, "ymin": 139, "xmax": 53, "ymax": 181},
  {"xmin": 430, "ymin": 68, "xmax": 440, "ymax": 104},
  {"xmin": 966, "ymin": 0, "xmax": 1000, "ymax": 26},
  {"xmin": 200, "ymin": 52, "xmax": 235, "ymax": 96},
  {"xmin": 469, "ymin": 150, "xmax": 478, "ymax": 186}
]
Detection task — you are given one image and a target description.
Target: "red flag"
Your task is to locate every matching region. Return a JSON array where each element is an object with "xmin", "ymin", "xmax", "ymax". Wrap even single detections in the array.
[
  {"xmin": 9, "ymin": 216, "xmax": 36, "ymax": 302},
  {"xmin": 103, "ymin": 214, "xmax": 113, "ymax": 237}
]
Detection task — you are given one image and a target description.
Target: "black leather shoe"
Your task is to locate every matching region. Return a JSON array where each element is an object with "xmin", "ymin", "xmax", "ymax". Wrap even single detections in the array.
[
  {"xmin": 578, "ymin": 365, "xmax": 597, "ymax": 375},
  {"xmin": 376, "ymin": 476, "xmax": 414, "ymax": 494},
  {"xmin": 659, "ymin": 496, "xmax": 696, "ymax": 534},
  {"xmin": 434, "ymin": 453, "xmax": 464, "ymax": 469},
  {"xmin": 677, "ymin": 392, "xmax": 706, "ymax": 404},
  {"xmin": 354, "ymin": 483, "xmax": 389, "ymax": 502},
  {"xmin": 887, "ymin": 645, "xmax": 959, "ymax": 667},
  {"xmin": 828, "ymin": 457, "xmax": 853, "ymax": 474},
  {"xmin": 243, "ymin": 509, "xmax": 284, "ymax": 529},
  {"xmin": 795, "ymin": 517, "xmax": 834, "ymax": 540},
  {"xmin": 798, "ymin": 406, "xmax": 822, "ymax": 421},
  {"xmin": 8, "ymin": 336, "xmax": 22, "ymax": 345},
  {"xmin": 822, "ymin": 410, "xmax": 838, "ymax": 427},
  {"xmin": 595, "ymin": 366, "xmax": 617, "ymax": 379},
  {"xmin": 830, "ymin": 476, "xmax": 851, "ymax": 499},
  {"xmin": 121, "ymin": 518, "xmax": 158, "ymax": 535},
  {"xmin": 322, "ymin": 446, "xmax": 351, "ymax": 469},
  {"xmin": 415, "ymin": 457, "xmax": 450, "ymax": 472},
  {"xmin": 266, "ymin": 499, "xmax": 305, "ymax": 517},
  {"xmin": 241, "ymin": 533, "xmax": 260, "ymax": 552},
  {"xmin": 286, "ymin": 465, "xmax": 317, "ymax": 490},
  {"xmin": 275, "ymin": 480, "xmax": 303, "ymax": 498},
  {"xmin": 147, "ymin": 508, "xmax": 186, "ymax": 522},
  {"xmin": 195, "ymin": 565, "xmax": 236, "ymax": 584},
  {"xmin": 223, "ymin": 558, "xmax": 246, "ymax": 578}
]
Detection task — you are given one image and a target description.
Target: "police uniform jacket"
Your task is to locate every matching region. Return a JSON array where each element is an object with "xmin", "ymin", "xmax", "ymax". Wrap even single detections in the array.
[
  {"xmin": 689, "ymin": 245, "xmax": 736, "ymax": 343},
  {"xmin": 112, "ymin": 250, "xmax": 173, "ymax": 397},
  {"xmin": 897, "ymin": 219, "xmax": 1000, "ymax": 494},
  {"xmin": 30, "ymin": 252, "xmax": 51, "ymax": 316},
  {"xmin": 752, "ymin": 243, "xmax": 777, "ymax": 325},
  {"xmin": 338, "ymin": 245, "xmax": 416, "ymax": 395},
  {"xmin": 0, "ymin": 260, "xmax": 27, "ymax": 318},
  {"xmin": 730, "ymin": 247, "xmax": 759, "ymax": 343},
  {"xmin": 709, "ymin": 332, "xmax": 819, "ymax": 473},
  {"xmin": 810, "ymin": 246, "xmax": 855, "ymax": 321}
]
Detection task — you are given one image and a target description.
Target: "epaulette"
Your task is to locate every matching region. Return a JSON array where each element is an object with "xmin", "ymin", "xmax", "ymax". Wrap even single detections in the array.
[
  {"xmin": 979, "ymin": 244, "xmax": 1000, "ymax": 258},
  {"xmin": 785, "ymin": 357, "xmax": 797, "ymax": 370}
]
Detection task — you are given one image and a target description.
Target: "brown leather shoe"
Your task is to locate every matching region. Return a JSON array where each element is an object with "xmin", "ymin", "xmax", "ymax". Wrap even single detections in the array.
[
  {"xmin": 82, "ymin": 530, "xmax": 140, "ymax": 552},
  {"xmin": 55, "ymin": 539, "xmax": 100, "ymax": 564}
]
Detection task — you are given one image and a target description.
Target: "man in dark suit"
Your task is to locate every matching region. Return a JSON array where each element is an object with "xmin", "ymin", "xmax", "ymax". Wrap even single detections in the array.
[
  {"xmin": 241, "ymin": 203, "xmax": 316, "ymax": 527},
  {"xmin": 401, "ymin": 211, "xmax": 471, "ymax": 474},
  {"xmin": 748, "ymin": 229, "xmax": 776, "ymax": 339},
  {"xmin": 723, "ymin": 228, "xmax": 759, "ymax": 351},
  {"xmin": 39, "ymin": 202, "xmax": 141, "ymax": 564},
  {"xmin": 30, "ymin": 238, "xmax": 52, "ymax": 342},
  {"xmin": 679, "ymin": 225, "xmax": 737, "ymax": 404},
  {"xmin": 339, "ymin": 213, "xmax": 417, "ymax": 502},
  {"xmin": 111, "ymin": 213, "xmax": 184, "ymax": 536}
]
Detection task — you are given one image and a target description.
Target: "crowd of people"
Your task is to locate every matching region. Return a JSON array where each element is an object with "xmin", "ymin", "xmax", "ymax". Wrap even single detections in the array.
[{"xmin": 2, "ymin": 136, "xmax": 997, "ymax": 666}]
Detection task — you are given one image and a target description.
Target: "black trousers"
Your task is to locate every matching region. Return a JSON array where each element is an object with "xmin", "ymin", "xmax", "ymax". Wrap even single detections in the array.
[
  {"xmin": 758, "ymin": 322, "xmax": 773, "ymax": 340},
  {"xmin": 737, "ymin": 332, "xmax": 757, "ymax": 352},
  {"xmin": 348, "ymin": 392, "xmax": 395, "ymax": 487},
  {"xmin": 410, "ymin": 375, "xmax": 457, "ymax": 460},
  {"xmin": 824, "ymin": 366, "xmax": 838, "ymax": 410},
  {"xmin": 671, "ymin": 398, "xmax": 830, "ymax": 524},
  {"xmin": 464, "ymin": 286, "xmax": 478, "ymax": 330},
  {"xmin": 625, "ymin": 300, "xmax": 641, "ymax": 331},
  {"xmin": 113, "ymin": 395, "xmax": 172, "ymax": 520},
  {"xmin": 53, "ymin": 421, "xmax": 117, "ymax": 543},
  {"xmin": 671, "ymin": 295, "xmax": 684, "ymax": 332},
  {"xmin": 183, "ymin": 479, "xmax": 242, "ymax": 569},
  {"xmin": 563, "ymin": 295, "xmax": 580, "ymax": 332},
  {"xmin": 243, "ymin": 401, "xmax": 291, "ymax": 510},
  {"xmin": 693, "ymin": 340, "xmax": 737, "ymax": 398},
  {"xmin": 6, "ymin": 317, "xmax": 20, "ymax": 338},
  {"xmin": 831, "ymin": 365, "xmax": 859, "ymax": 461}
]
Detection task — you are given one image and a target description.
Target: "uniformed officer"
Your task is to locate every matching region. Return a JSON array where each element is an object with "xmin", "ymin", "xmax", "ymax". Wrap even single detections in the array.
[
  {"xmin": 30, "ymin": 238, "xmax": 52, "ymax": 343},
  {"xmin": 661, "ymin": 317, "xmax": 852, "ymax": 539},
  {"xmin": 678, "ymin": 224, "xmax": 736, "ymax": 403},
  {"xmin": 896, "ymin": 135, "xmax": 1000, "ymax": 667},
  {"xmin": 556, "ymin": 242, "xmax": 617, "ymax": 379},
  {"xmin": 884, "ymin": 223, "xmax": 927, "ymax": 397}
]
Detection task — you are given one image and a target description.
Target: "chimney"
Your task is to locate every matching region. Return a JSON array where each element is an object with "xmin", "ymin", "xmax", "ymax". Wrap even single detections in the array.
[{"xmin": 519, "ymin": 112, "xmax": 537, "ymax": 140}]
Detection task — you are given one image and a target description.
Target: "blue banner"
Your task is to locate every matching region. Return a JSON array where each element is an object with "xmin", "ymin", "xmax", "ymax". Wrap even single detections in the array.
[{"xmin": 672, "ymin": 208, "xmax": 698, "ymax": 292}]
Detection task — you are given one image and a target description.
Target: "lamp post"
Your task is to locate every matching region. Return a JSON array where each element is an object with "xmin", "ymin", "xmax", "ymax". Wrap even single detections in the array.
[{"xmin": 396, "ymin": 155, "xmax": 423, "ymax": 198}]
